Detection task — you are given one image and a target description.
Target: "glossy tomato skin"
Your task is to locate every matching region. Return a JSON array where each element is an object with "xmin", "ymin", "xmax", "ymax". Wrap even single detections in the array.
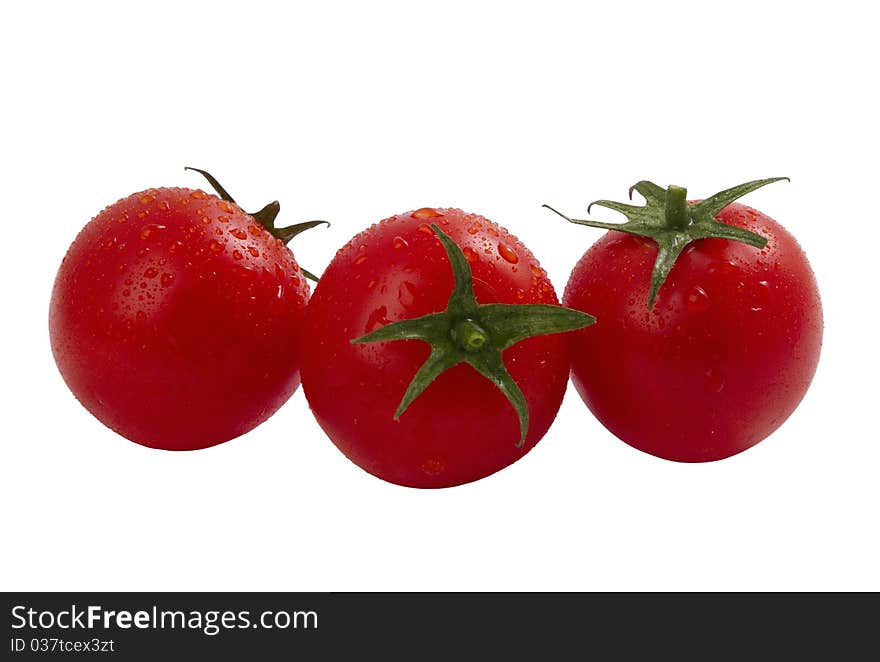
[
  {"xmin": 49, "ymin": 187, "xmax": 310, "ymax": 450},
  {"xmin": 301, "ymin": 208, "xmax": 569, "ymax": 488},
  {"xmin": 563, "ymin": 202, "xmax": 823, "ymax": 462}
]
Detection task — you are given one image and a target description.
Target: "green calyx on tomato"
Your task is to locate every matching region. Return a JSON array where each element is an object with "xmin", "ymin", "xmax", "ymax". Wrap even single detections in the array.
[
  {"xmin": 185, "ymin": 167, "xmax": 328, "ymax": 281},
  {"xmin": 352, "ymin": 224, "xmax": 595, "ymax": 447},
  {"xmin": 544, "ymin": 177, "xmax": 789, "ymax": 307}
]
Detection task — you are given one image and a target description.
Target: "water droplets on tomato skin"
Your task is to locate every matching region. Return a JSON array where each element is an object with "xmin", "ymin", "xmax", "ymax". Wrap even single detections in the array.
[
  {"xmin": 462, "ymin": 246, "xmax": 478, "ymax": 263},
  {"xmin": 143, "ymin": 267, "xmax": 159, "ymax": 279},
  {"xmin": 364, "ymin": 306, "xmax": 391, "ymax": 334},
  {"xmin": 247, "ymin": 246, "xmax": 260, "ymax": 258},
  {"xmin": 230, "ymin": 228, "xmax": 247, "ymax": 240},
  {"xmin": 398, "ymin": 281, "xmax": 417, "ymax": 307},
  {"xmin": 392, "ymin": 236, "xmax": 409, "ymax": 250},
  {"xmin": 685, "ymin": 286, "xmax": 710, "ymax": 313},
  {"xmin": 160, "ymin": 273, "xmax": 174, "ymax": 287},
  {"xmin": 703, "ymin": 368, "xmax": 726, "ymax": 394},
  {"xmin": 209, "ymin": 240, "xmax": 224, "ymax": 253},
  {"xmin": 498, "ymin": 243, "xmax": 519, "ymax": 264},
  {"xmin": 353, "ymin": 255, "xmax": 368, "ymax": 266},
  {"xmin": 420, "ymin": 456, "xmax": 446, "ymax": 477},
  {"xmin": 412, "ymin": 207, "xmax": 444, "ymax": 220},
  {"xmin": 139, "ymin": 224, "xmax": 166, "ymax": 241}
]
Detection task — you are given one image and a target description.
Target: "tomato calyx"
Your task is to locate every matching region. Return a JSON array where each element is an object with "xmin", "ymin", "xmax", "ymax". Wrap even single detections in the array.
[
  {"xmin": 352, "ymin": 224, "xmax": 595, "ymax": 447},
  {"xmin": 185, "ymin": 167, "xmax": 328, "ymax": 281},
  {"xmin": 544, "ymin": 177, "xmax": 789, "ymax": 308}
]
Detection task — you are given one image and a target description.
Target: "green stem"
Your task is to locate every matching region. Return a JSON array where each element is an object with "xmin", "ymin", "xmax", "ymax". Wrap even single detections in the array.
[
  {"xmin": 452, "ymin": 319, "xmax": 490, "ymax": 352},
  {"xmin": 544, "ymin": 177, "xmax": 787, "ymax": 308},
  {"xmin": 665, "ymin": 185, "xmax": 689, "ymax": 230},
  {"xmin": 185, "ymin": 166, "xmax": 329, "ymax": 279},
  {"xmin": 352, "ymin": 224, "xmax": 595, "ymax": 446}
]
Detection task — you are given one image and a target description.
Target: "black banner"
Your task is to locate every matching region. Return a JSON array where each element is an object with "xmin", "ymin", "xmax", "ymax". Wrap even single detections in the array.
[{"xmin": 2, "ymin": 592, "xmax": 875, "ymax": 658}]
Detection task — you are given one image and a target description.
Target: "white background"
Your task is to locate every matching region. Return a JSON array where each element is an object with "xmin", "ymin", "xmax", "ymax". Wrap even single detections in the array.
[{"xmin": 1, "ymin": 1, "xmax": 877, "ymax": 592}]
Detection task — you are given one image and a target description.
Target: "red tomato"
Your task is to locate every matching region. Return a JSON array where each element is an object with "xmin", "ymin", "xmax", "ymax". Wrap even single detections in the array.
[
  {"xmin": 563, "ymin": 201, "xmax": 823, "ymax": 462},
  {"xmin": 300, "ymin": 208, "xmax": 573, "ymax": 488},
  {"xmin": 49, "ymin": 185, "xmax": 311, "ymax": 450}
]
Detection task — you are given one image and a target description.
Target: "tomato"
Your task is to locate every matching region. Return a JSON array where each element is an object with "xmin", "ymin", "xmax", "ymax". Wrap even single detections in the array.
[
  {"xmin": 549, "ymin": 179, "xmax": 823, "ymax": 462},
  {"xmin": 300, "ymin": 208, "xmax": 592, "ymax": 488},
  {"xmin": 49, "ymin": 171, "xmax": 322, "ymax": 450}
]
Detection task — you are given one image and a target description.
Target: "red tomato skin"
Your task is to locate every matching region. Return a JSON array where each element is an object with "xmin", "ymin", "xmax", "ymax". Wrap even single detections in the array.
[
  {"xmin": 49, "ymin": 187, "xmax": 310, "ymax": 450},
  {"xmin": 563, "ymin": 202, "xmax": 823, "ymax": 462},
  {"xmin": 300, "ymin": 208, "xmax": 569, "ymax": 488}
]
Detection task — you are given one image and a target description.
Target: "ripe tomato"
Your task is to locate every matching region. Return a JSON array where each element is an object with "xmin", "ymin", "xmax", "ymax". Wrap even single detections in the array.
[
  {"xmin": 300, "ymin": 208, "xmax": 591, "ymax": 488},
  {"xmin": 551, "ymin": 180, "xmax": 823, "ymax": 462},
  {"xmin": 49, "ymin": 172, "xmax": 320, "ymax": 450}
]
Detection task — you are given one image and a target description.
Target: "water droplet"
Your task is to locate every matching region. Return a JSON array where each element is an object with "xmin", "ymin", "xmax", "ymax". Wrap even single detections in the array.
[
  {"xmin": 168, "ymin": 240, "xmax": 182, "ymax": 253},
  {"xmin": 420, "ymin": 456, "xmax": 446, "ymax": 477},
  {"xmin": 122, "ymin": 289, "xmax": 130, "ymax": 297},
  {"xmin": 703, "ymin": 368, "xmax": 726, "ymax": 394},
  {"xmin": 190, "ymin": 190, "xmax": 207, "ymax": 199},
  {"xmin": 467, "ymin": 226, "xmax": 478, "ymax": 235},
  {"xmin": 398, "ymin": 281, "xmax": 417, "ymax": 307},
  {"xmin": 217, "ymin": 215, "xmax": 230, "ymax": 223},
  {"xmin": 487, "ymin": 226, "xmax": 499, "ymax": 238},
  {"xmin": 139, "ymin": 194, "xmax": 154, "ymax": 205},
  {"xmin": 364, "ymin": 306, "xmax": 391, "ymax": 333},
  {"xmin": 217, "ymin": 200, "xmax": 235, "ymax": 213},
  {"xmin": 529, "ymin": 263, "xmax": 544, "ymax": 278},
  {"xmin": 139, "ymin": 224, "xmax": 166, "ymax": 241},
  {"xmin": 209, "ymin": 240, "xmax": 224, "ymax": 253},
  {"xmin": 412, "ymin": 207, "xmax": 443, "ymax": 220},
  {"xmin": 685, "ymin": 286, "xmax": 710, "ymax": 313},
  {"xmin": 247, "ymin": 246, "xmax": 259, "ymax": 258},
  {"xmin": 353, "ymin": 255, "xmax": 367, "ymax": 266},
  {"xmin": 366, "ymin": 279, "xmax": 376, "ymax": 289},
  {"xmin": 248, "ymin": 225, "xmax": 262, "ymax": 237},
  {"xmin": 160, "ymin": 273, "xmax": 174, "ymax": 287},
  {"xmin": 232, "ymin": 250, "xmax": 243, "ymax": 260},
  {"xmin": 417, "ymin": 224, "xmax": 433, "ymax": 235},
  {"xmin": 516, "ymin": 288, "xmax": 525, "ymax": 300},
  {"xmin": 136, "ymin": 311, "xmax": 146, "ymax": 320},
  {"xmin": 230, "ymin": 228, "xmax": 247, "ymax": 240},
  {"xmin": 144, "ymin": 267, "xmax": 159, "ymax": 279},
  {"xmin": 462, "ymin": 246, "xmax": 478, "ymax": 263},
  {"xmin": 157, "ymin": 200, "xmax": 170, "ymax": 211},
  {"xmin": 392, "ymin": 236, "xmax": 408, "ymax": 249},
  {"xmin": 498, "ymin": 243, "xmax": 519, "ymax": 264}
]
